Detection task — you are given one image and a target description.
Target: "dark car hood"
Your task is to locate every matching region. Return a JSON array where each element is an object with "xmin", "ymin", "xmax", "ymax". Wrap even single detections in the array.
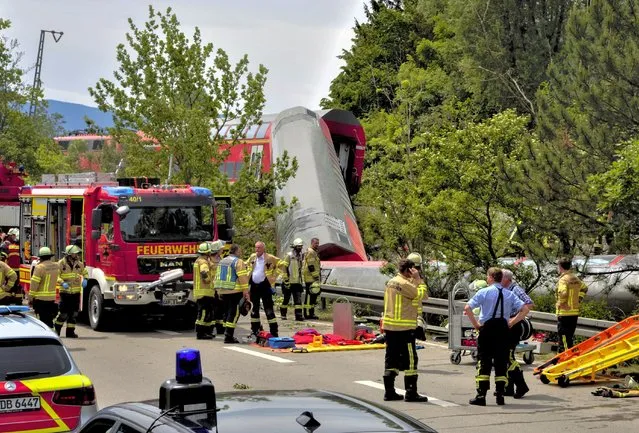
[{"xmin": 141, "ymin": 389, "xmax": 436, "ymax": 433}]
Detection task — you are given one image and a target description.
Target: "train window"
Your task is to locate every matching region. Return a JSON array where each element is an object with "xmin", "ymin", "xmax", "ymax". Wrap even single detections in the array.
[
  {"xmin": 225, "ymin": 162, "xmax": 235, "ymax": 178},
  {"xmin": 225, "ymin": 126, "xmax": 237, "ymax": 139},
  {"xmin": 234, "ymin": 162, "xmax": 245, "ymax": 176},
  {"xmin": 58, "ymin": 140, "xmax": 70, "ymax": 150},
  {"xmin": 244, "ymin": 124, "xmax": 260, "ymax": 139},
  {"xmin": 255, "ymin": 123, "xmax": 269, "ymax": 138},
  {"xmin": 92, "ymin": 140, "xmax": 104, "ymax": 151}
]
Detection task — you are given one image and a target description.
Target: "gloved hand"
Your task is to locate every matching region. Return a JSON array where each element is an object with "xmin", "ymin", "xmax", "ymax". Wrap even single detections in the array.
[
  {"xmin": 82, "ymin": 279, "xmax": 88, "ymax": 288},
  {"xmin": 62, "ymin": 282, "xmax": 69, "ymax": 290}
]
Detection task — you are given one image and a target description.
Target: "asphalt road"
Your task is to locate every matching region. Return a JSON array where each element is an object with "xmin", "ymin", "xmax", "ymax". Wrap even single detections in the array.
[{"xmin": 63, "ymin": 315, "xmax": 636, "ymax": 433}]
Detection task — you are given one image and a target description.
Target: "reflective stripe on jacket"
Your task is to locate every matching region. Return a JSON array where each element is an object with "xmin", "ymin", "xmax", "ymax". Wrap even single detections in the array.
[
  {"xmin": 556, "ymin": 271, "xmax": 588, "ymax": 316},
  {"xmin": 303, "ymin": 247, "xmax": 320, "ymax": 283},
  {"xmin": 7, "ymin": 243, "xmax": 20, "ymax": 270},
  {"xmin": 280, "ymin": 251, "xmax": 304, "ymax": 284},
  {"xmin": 0, "ymin": 261, "xmax": 17, "ymax": 299},
  {"xmin": 383, "ymin": 274, "xmax": 427, "ymax": 331},
  {"xmin": 58, "ymin": 258, "xmax": 87, "ymax": 294},
  {"xmin": 193, "ymin": 256, "xmax": 215, "ymax": 299},
  {"xmin": 30, "ymin": 260, "xmax": 60, "ymax": 301},
  {"xmin": 247, "ymin": 253, "xmax": 280, "ymax": 286},
  {"xmin": 214, "ymin": 255, "xmax": 249, "ymax": 295}
]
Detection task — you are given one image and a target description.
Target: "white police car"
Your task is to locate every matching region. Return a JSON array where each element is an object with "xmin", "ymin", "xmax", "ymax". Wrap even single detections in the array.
[
  {"xmin": 77, "ymin": 349, "xmax": 438, "ymax": 433},
  {"xmin": 0, "ymin": 305, "xmax": 98, "ymax": 432}
]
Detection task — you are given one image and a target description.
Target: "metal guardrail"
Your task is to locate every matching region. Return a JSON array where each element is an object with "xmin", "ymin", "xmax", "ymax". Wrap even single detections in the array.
[{"xmin": 320, "ymin": 284, "xmax": 618, "ymax": 338}]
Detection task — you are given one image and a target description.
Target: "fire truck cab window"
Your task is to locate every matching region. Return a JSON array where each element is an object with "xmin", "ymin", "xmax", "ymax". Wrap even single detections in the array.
[
  {"xmin": 99, "ymin": 206, "xmax": 114, "ymax": 242},
  {"xmin": 120, "ymin": 207, "xmax": 212, "ymax": 243}
]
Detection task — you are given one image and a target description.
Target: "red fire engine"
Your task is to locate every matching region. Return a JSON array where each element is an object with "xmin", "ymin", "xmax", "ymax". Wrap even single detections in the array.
[
  {"xmin": 18, "ymin": 173, "xmax": 234, "ymax": 330},
  {"xmin": 0, "ymin": 160, "xmax": 26, "ymax": 231}
]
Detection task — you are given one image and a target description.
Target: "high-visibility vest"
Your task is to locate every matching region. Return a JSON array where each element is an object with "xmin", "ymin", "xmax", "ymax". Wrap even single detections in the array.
[
  {"xmin": 281, "ymin": 251, "xmax": 304, "ymax": 284},
  {"xmin": 214, "ymin": 255, "xmax": 249, "ymax": 295},
  {"xmin": 7, "ymin": 243, "xmax": 20, "ymax": 270},
  {"xmin": 193, "ymin": 256, "xmax": 215, "ymax": 299},
  {"xmin": 30, "ymin": 260, "xmax": 60, "ymax": 301},
  {"xmin": 0, "ymin": 261, "xmax": 17, "ymax": 299},
  {"xmin": 303, "ymin": 247, "xmax": 320, "ymax": 283},
  {"xmin": 556, "ymin": 271, "xmax": 588, "ymax": 316},
  {"xmin": 382, "ymin": 274, "xmax": 427, "ymax": 331},
  {"xmin": 58, "ymin": 258, "xmax": 87, "ymax": 294}
]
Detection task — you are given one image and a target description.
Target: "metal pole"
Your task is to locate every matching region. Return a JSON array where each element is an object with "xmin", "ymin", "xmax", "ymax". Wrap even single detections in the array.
[
  {"xmin": 166, "ymin": 154, "xmax": 174, "ymax": 184},
  {"xmin": 29, "ymin": 30, "xmax": 63, "ymax": 117}
]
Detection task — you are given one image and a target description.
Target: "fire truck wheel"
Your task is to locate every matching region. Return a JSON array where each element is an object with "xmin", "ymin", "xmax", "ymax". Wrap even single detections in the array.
[{"xmin": 88, "ymin": 285, "xmax": 108, "ymax": 331}]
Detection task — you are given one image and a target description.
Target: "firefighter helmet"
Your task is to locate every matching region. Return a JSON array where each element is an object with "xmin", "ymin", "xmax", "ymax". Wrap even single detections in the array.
[
  {"xmin": 0, "ymin": 251, "xmax": 7, "ymax": 260},
  {"xmin": 239, "ymin": 297, "xmax": 253, "ymax": 316},
  {"xmin": 309, "ymin": 281, "xmax": 321, "ymax": 295},
  {"xmin": 407, "ymin": 253, "xmax": 423, "ymax": 267},
  {"xmin": 292, "ymin": 238, "xmax": 304, "ymax": 247},
  {"xmin": 197, "ymin": 242, "xmax": 212, "ymax": 254},
  {"xmin": 8, "ymin": 228, "xmax": 19, "ymax": 236},
  {"xmin": 66, "ymin": 245, "xmax": 81, "ymax": 255},
  {"xmin": 209, "ymin": 240, "xmax": 224, "ymax": 253},
  {"xmin": 38, "ymin": 247, "xmax": 53, "ymax": 257}
]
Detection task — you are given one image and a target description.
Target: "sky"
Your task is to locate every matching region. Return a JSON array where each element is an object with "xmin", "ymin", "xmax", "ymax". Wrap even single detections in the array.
[{"xmin": 0, "ymin": 0, "xmax": 367, "ymax": 114}]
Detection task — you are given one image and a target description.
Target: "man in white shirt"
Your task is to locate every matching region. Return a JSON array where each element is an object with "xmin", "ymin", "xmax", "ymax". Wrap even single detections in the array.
[{"xmin": 246, "ymin": 241, "xmax": 282, "ymax": 337}]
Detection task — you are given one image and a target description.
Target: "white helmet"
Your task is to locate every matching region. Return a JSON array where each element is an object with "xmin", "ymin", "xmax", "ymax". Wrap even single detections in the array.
[
  {"xmin": 292, "ymin": 238, "xmax": 304, "ymax": 247},
  {"xmin": 8, "ymin": 228, "xmax": 19, "ymax": 241}
]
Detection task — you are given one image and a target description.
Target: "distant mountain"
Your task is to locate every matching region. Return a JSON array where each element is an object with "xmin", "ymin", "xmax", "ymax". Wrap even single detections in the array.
[{"xmin": 45, "ymin": 100, "xmax": 115, "ymax": 134}]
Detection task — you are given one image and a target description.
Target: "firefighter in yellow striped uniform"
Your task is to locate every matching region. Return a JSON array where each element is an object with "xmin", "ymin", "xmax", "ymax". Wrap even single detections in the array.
[
  {"xmin": 208, "ymin": 240, "xmax": 225, "ymax": 336},
  {"xmin": 28, "ymin": 247, "xmax": 60, "ymax": 330},
  {"xmin": 556, "ymin": 257, "xmax": 588, "ymax": 353},
  {"xmin": 194, "ymin": 242, "xmax": 216, "ymax": 340},
  {"xmin": 278, "ymin": 238, "xmax": 305, "ymax": 321},
  {"xmin": 214, "ymin": 243, "xmax": 249, "ymax": 344},
  {"xmin": 0, "ymin": 252, "xmax": 18, "ymax": 305},
  {"xmin": 382, "ymin": 258, "xmax": 428, "ymax": 403},
  {"xmin": 54, "ymin": 245, "xmax": 87, "ymax": 338},
  {"xmin": 303, "ymin": 237, "xmax": 321, "ymax": 320}
]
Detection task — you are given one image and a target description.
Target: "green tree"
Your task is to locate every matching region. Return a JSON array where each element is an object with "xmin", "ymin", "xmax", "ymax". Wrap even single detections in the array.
[
  {"xmin": 89, "ymin": 5, "xmax": 268, "ymax": 186},
  {"xmin": 89, "ymin": 6, "xmax": 297, "ymax": 252},
  {"xmin": 320, "ymin": 0, "xmax": 429, "ymax": 117},
  {"xmin": 0, "ymin": 18, "xmax": 62, "ymax": 177}
]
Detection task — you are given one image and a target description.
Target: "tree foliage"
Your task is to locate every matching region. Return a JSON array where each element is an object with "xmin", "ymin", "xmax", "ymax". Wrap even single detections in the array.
[
  {"xmin": 327, "ymin": 0, "xmax": 639, "ymax": 290},
  {"xmin": 89, "ymin": 6, "xmax": 297, "ymax": 252}
]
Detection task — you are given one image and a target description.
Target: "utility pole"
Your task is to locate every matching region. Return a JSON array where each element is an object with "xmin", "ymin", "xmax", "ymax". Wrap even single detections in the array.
[{"xmin": 29, "ymin": 30, "xmax": 63, "ymax": 117}]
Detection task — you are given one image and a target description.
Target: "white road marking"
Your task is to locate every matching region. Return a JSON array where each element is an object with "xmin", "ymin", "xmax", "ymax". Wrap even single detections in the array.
[
  {"xmin": 224, "ymin": 346, "xmax": 295, "ymax": 363},
  {"xmin": 156, "ymin": 330, "xmax": 181, "ymax": 336},
  {"xmin": 354, "ymin": 380, "xmax": 459, "ymax": 407}
]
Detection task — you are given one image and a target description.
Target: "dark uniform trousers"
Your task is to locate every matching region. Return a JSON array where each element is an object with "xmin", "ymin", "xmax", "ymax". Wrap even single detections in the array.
[
  {"xmin": 475, "ymin": 290, "xmax": 509, "ymax": 395},
  {"xmin": 280, "ymin": 283, "xmax": 304, "ymax": 320},
  {"xmin": 33, "ymin": 299, "xmax": 58, "ymax": 329},
  {"xmin": 54, "ymin": 293, "xmax": 81, "ymax": 333},
  {"xmin": 506, "ymin": 321, "xmax": 526, "ymax": 394},
  {"xmin": 213, "ymin": 293, "xmax": 225, "ymax": 335},
  {"xmin": 250, "ymin": 279, "xmax": 278, "ymax": 335},
  {"xmin": 384, "ymin": 330, "xmax": 419, "ymax": 377},
  {"xmin": 222, "ymin": 292, "xmax": 243, "ymax": 338},
  {"xmin": 0, "ymin": 295, "xmax": 22, "ymax": 306},
  {"xmin": 304, "ymin": 282, "xmax": 320, "ymax": 319},
  {"xmin": 557, "ymin": 315, "xmax": 579, "ymax": 353},
  {"xmin": 195, "ymin": 295, "xmax": 216, "ymax": 336}
]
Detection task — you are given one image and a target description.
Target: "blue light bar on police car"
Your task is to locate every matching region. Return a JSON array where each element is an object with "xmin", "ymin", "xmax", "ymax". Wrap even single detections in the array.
[
  {"xmin": 176, "ymin": 348, "xmax": 203, "ymax": 384},
  {"xmin": 0, "ymin": 305, "xmax": 30, "ymax": 314}
]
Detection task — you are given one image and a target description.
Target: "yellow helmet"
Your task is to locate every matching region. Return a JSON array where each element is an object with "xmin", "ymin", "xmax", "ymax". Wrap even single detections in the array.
[
  {"xmin": 293, "ymin": 238, "xmax": 304, "ymax": 247},
  {"xmin": 209, "ymin": 240, "xmax": 224, "ymax": 253},
  {"xmin": 38, "ymin": 247, "xmax": 53, "ymax": 257},
  {"xmin": 198, "ymin": 242, "xmax": 212, "ymax": 254},
  {"xmin": 66, "ymin": 245, "xmax": 81, "ymax": 255},
  {"xmin": 407, "ymin": 253, "xmax": 423, "ymax": 267}
]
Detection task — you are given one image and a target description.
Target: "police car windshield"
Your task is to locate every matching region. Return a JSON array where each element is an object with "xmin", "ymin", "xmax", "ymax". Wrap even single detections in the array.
[{"xmin": 120, "ymin": 206, "xmax": 212, "ymax": 243}]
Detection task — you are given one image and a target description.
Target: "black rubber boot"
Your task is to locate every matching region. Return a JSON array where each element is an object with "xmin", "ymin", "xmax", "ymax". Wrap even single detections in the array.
[
  {"xmin": 512, "ymin": 370, "xmax": 530, "ymax": 399},
  {"xmin": 54, "ymin": 324, "xmax": 62, "ymax": 336},
  {"xmin": 269, "ymin": 324, "xmax": 279, "ymax": 338},
  {"xmin": 224, "ymin": 328, "xmax": 240, "ymax": 344},
  {"xmin": 404, "ymin": 376, "xmax": 428, "ymax": 402},
  {"xmin": 65, "ymin": 328, "xmax": 78, "ymax": 339},
  {"xmin": 280, "ymin": 307, "xmax": 287, "ymax": 320},
  {"xmin": 495, "ymin": 382, "xmax": 506, "ymax": 405},
  {"xmin": 197, "ymin": 334, "xmax": 214, "ymax": 340},
  {"xmin": 383, "ymin": 374, "xmax": 403, "ymax": 401},
  {"xmin": 469, "ymin": 389, "xmax": 487, "ymax": 406},
  {"xmin": 502, "ymin": 375, "xmax": 515, "ymax": 397}
]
